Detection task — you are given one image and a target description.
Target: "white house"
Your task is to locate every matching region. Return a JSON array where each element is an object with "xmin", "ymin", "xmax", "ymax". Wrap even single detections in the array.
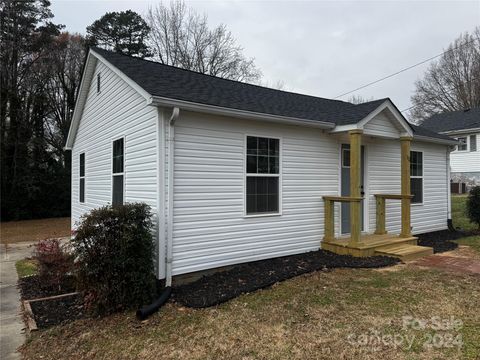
[
  {"xmin": 422, "ymin": 107, "xmax": 480, "ymax": 191},
  {"xmin": 66, "ymin": 48, "xmax": 456, "ymax": 286}
]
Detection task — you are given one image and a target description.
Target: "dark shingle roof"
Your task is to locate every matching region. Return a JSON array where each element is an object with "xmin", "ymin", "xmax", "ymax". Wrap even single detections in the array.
[
  {"xmin": 92, "ymin": 47, "xmax": 451, "ymax": 142},
  {"xmin": 421, "ymin": 107, "xmax": 480, "ymax": 133}
]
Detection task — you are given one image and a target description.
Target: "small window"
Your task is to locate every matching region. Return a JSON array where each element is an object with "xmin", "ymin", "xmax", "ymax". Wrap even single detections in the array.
[
  {"xmin": 470, "ymin": 135, "xmax": 477, "ymax": 152},
  {"xmin": 79, "ymin": 153, "xmax": 85, "ymax": 203},
  {"xmin": 112, "ymin": 138, "xmax": 124, "ymax": 205},
  {"xmin": 410, "ymin": 151, "xmax": 423, "ymax": 204},
  {"xmin": 457, "ymin": 137, "xmax": 467, "ymax": 151},
  {"xmin": 246, "ymin": 136, "xmax": 280, "ymax": 215},
  {"xmin": 97, "ymin": 73, "xmax": 101, "ymax": 93},
  {"xmin": 342, "ymin": 148, "xmax": 350, "ymax": 168}
]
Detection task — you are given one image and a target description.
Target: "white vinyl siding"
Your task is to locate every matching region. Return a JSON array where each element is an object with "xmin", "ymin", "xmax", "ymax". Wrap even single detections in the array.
[
  {"xmin": 449, "ymin": 132, "xmax": 480, "ymax": 173},
  {"xmin": 366, "ymin": 139, "xmax": 448, "ymax": 234},
  {"xmin": 363, "ymin": 112, "xmax": 402, "ymax": 138},
  {"xmin": 71, "ymin": 60, "xmax": 158, "ymax": 228},
  {"xmin": 170, "ymin": 112, "xmax": 339, "ymax": 275}
]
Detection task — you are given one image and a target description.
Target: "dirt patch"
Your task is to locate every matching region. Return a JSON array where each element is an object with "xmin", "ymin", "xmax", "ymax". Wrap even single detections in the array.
[
  {"xmin": 29, "ymin": 294, "xmax": 84, "ymax": 328},
  {"xmin": 173, "ymin": 250, "xmax": 399, "ymax": 308},
  {"xmin": 1, "ymin": 217, "xmax": 71, "ymax": 244},
  {"xmin": 18, "ymin": 275, "xmax": 76, "ymax": 300}
]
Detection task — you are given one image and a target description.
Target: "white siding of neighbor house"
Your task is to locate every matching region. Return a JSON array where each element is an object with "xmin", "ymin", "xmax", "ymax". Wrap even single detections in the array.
[
  {"xmin": 71, "ymin": 60, "xmax": 159, "ymax": 235},
  {"xmin": 449, "ymin": 131, "xmax": 480, "ymax": 173}
]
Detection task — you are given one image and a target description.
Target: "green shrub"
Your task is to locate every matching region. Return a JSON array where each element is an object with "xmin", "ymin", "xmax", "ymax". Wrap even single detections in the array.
[
  {"xmin": 72, "ymin": 203, "xmax": 156, "ymax": 315},
  {"xmin": 466, "ymin": 186, "xmax": 480, "ymax": 230}
]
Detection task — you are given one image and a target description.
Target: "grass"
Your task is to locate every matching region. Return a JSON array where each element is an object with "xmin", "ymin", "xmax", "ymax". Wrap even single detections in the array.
[
  {"xmin": 18, "ymin": 195, "xmax": 480, "ymax": 359},
  {"xmin": 15, "ymin": 259, "xmax": 38, "ymax": 278},
  {"xmin": 19, "ymin": 267, "xmax": 480, "ymax": 359},
  {"xmin": 451, "ymin": 195, "xmax": 478, "ymax": 232},
  {"xmin": 0, "ymin": 217, "xmax": 70, "ymax": 244}
]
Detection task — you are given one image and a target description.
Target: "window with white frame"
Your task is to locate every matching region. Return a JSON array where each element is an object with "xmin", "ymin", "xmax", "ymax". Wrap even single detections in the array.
[
  {"xmin": 112, "ymin": 138, "xmax": 124, "ymax": 205},
  {"xmin": 457, "ymin": 137, "xmax": 467, "ymax": 151},
  {"xmin": 79, "ymin": 153, "xmax": 85, "ymax": 203},
  {"xmin": 470, "ymin": 135, "xmax": 477, "ymax": 152},
  {"xmin": 246, "ymin": 136, "xmax": 280, "ymax": 215},
  {"xmin": 410, "ymin": 151, "xmax": 423, "ymax": 204}
]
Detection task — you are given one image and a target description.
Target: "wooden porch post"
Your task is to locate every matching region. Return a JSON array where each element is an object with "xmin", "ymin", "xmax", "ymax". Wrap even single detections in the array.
[
  {"xmin": 400, "ymin": 136, "xmax": 412, "ymax": 238},
  {"xmin": 349, "ymin": 130, "xmax": 363, "ymax": 246}
]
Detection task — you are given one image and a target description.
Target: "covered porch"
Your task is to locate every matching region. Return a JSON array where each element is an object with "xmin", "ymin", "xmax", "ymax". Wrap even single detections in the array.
[{"xmin": 321, "ymin": 107, "xmax": 434, "ymax": 261}]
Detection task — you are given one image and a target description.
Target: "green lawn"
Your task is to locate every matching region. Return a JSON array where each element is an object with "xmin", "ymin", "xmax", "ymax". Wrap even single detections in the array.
[
  {"xmin": 451, "ymin": 195, "xmax": 480, "ymax": 253},
  {"xmin": 15, "ymin": 259, "xmax": 38, "ymax": 278}
]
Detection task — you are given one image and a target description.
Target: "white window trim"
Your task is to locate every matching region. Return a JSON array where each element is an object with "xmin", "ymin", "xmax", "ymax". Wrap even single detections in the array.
[
  {"xmin": 243, "ymin": 134, "xmax": 282, "ymax": 218},
  {"xmin": 111, "ymin": 136, "xmax": 126, "ymax": 205},
  {"xmin": 456, "ymin": 136, "xmax": 468, "ymax": 152},
  {"xmin": 410, "ymin": 150, "xmax": 424, "ymax": 206},
  {"xmin": 469, "ymin": 134, "xmax": 477, "ymax": 152},
  {"xmin": 79, "ymin": 152, "xmax": 85, "ymax": 203}
]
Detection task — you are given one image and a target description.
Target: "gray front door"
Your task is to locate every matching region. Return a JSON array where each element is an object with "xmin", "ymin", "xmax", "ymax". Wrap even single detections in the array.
[{"xmin": 341, "ymin": 144, "xmax": 365, "ymax": 234}]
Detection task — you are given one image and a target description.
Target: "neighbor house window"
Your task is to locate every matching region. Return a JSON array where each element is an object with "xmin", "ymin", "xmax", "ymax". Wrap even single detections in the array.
[
  {"xmin": 97, "ymin": 73, "xmax": 101, "ymax": 93},
  {"xmin": 79, "ymin": 153, "xmax": 85, "ymax": 203},
  {"xmin": 410, "ymin": 151, "xmax": 423, "ymax": 204},
  {"xmin": 470, "ymin": 135, "xmax": 477, "ymax": 152},
  {"xmin": 457, "ymin": 137, "xmax": 467, "ymax": 151},
  {"xmin": 112, "ymin": 138, "xmax": 124, "ymax": 205},
  {"xmin": 246, "ymin": 136, "xmax": 280, "ymax": 215}
]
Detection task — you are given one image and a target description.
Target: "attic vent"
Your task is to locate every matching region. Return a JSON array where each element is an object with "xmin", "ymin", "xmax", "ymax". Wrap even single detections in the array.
[{"xmin": 97, "ymin": 73, "xmax": 101, "ymax": 93}]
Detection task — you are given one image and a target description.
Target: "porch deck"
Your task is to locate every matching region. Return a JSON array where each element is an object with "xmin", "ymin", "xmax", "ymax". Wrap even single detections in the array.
[{"xmin": 322, "ymin": 233, "xmax": 433, "ymax": 261}]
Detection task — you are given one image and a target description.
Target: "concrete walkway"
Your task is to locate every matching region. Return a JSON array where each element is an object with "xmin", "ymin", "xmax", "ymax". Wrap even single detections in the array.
[{"xmin": 1, "ymin": 242, "xmax": 35, "ymax": 360}]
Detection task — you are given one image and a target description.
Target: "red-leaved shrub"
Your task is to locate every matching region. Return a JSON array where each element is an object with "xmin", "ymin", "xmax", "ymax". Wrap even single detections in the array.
[{"xmin": 33, "ymin": 239, "xmax": 73, "ymax": 290}]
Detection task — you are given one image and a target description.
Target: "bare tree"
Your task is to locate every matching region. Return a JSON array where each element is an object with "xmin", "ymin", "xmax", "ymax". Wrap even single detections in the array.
[
  {"xmin": 347, "ymin": 95, "xmax": 375, "ymax": 104},
  {"xmin": 410, "ymin": 27, "xmax": 480, "ymax": 123},
  {"xmin": 146, "ymin": 1, "xmax": 261, "ymax": 83}
]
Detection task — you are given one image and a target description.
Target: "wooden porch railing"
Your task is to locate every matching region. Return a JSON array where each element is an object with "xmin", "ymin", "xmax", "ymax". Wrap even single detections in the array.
[
  {"xmin": 322, "ymin": 196, "xmax": 363, "ymax": 243},
  {"xmin": 374, "ymin": 194, "xmax": 414, "ymax": 236}
]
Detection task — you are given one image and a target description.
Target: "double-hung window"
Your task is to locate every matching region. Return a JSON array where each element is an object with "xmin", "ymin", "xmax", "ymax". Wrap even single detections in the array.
[
  {"xmin": 245, "ymin": 136, "xmax": 280, "ymax": 215},
  {"xmin": 410, "ymin": 151, "xmax": 423, "ymax": 204},
  {"xmin": 470, "ymin": 135, "xmax": 477, "ymax": 152},
  {"xmin": 79, "ymin": 153, "xmax": 85, "ymax": 203},
  {"xmin": 457, "ymin": 137, "xmax": 467, "ymax": 151},
  {"xmin": 112, "ymin": 138, "xmax": 124, "ymax": 205}
]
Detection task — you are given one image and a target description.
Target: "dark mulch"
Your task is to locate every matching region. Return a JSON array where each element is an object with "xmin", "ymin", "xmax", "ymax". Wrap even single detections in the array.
[
  {"xmin": 173, "ymin": 250, "xmax": 399, "ymax": 308},
  {"xmin": 30, "ymin": 294, "xmax": 84, "ymax": 328},
  {"xmin": 18, "ymin": 275, "xmax": 76, "ymax": 300},
  {"xmin": 417, "ymin": 230, "xmax": 466, "ymax": 253}
]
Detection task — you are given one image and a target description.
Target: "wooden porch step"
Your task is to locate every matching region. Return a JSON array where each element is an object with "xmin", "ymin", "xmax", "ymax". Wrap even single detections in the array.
[{"xmin": 374, "ymin": 244, "xmax": 433, "ymax": 262}]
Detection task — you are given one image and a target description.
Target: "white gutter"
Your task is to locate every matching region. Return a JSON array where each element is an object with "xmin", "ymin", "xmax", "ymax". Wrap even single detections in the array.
[
  {"xmin": 446, "ymin": 147, "xmax": 452, "ymax": 220},
  {"xmin": 413, "ymin": 135, "xmax": 458, "ymax": 146},
  {"xmin": 150, "ymin": 95, "xmax": 335, "ymax": 129},
  {"xmin": 440, "ymin": 127, "xmax": 480, "ymax": 136},
  {"xmin": 165, "ymin": 107, "xmax": 180, "ymax": 287}
]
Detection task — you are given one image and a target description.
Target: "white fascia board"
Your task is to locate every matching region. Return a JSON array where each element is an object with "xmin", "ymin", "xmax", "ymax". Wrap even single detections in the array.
[
  {"xmin": 150, "ymin": 96, "xmax": 336, "ymax": 129},
  {"xmin": 65, "ymin": 52, "xmax": 97, "ymax": 150},
  {"xmin": 413, "ymin": 135, "xmax": 458, "ymax": 146},
  {"xmin": 90, "ymin": 48, "xmax": 153, "ymax": 103},
  {"xmin": 440, "ymin": 127, "xmax": 480, "ymax": 136}
]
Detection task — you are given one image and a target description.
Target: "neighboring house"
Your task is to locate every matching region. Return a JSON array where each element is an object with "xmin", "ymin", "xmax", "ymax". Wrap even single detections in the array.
[
  {"xmin": 422, "ymin": 108, "xmax": 480, "ymax": 191},
  {"xmin": 65, "ymin": 48, "xmax": 456, "ymax": 285}
]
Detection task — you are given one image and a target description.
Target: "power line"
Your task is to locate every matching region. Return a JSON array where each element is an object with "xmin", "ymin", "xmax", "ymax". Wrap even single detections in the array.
[{"xmin": 334, "ymin": 38, "xmax": 477, "ymax": 99}]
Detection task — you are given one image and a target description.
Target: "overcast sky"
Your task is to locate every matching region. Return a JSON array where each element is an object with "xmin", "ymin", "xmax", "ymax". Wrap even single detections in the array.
[{"xmin": 51, "ymin": 0, "xmax": 480, "ymax": 117}]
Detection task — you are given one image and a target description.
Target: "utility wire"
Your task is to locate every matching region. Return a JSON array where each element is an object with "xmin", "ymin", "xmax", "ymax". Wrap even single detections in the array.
[{"xmin": 334, "ymin": 39, "xmax": 477, "ymax": 99}]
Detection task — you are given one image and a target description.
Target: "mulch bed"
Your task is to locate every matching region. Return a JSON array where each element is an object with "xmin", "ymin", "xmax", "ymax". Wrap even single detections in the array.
[
  {"xmin": 18, "ymin": 275, "xmax": 76, "ymax": 300},
  {"xmin": 29, "ymin": 294, "xmax": 84, "ymax": 328},
  {"xmin": 417, "ymin": 230, "xmax": 466, "ymax": 253},
  {"xmin": 18, "ymin": 275, "xmax": 84, "ymax": 329},
  {"xmin": 173, "ymin": 250, "xmax": 399, "ymax": 308}
]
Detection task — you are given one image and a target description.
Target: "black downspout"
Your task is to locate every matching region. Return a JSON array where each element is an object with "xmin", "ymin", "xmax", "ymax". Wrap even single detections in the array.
[
  {"xmin": 136, "ymin": 287, "xmax": 172, "ymax": 320},
  {"xmin": 447, "ymin": 219, "xmax": 457, "ymax": 232}
]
